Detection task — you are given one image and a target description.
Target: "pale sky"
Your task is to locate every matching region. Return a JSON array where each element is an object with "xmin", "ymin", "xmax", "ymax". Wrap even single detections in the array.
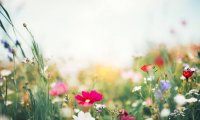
[{"xmin": 1, "ymin": 0, "xmax": 200, "ymax": 68}]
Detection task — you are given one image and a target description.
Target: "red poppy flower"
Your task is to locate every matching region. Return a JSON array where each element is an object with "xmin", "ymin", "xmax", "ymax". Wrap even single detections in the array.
[
  {"xmin": 154, "ymin": 56, "xmax": 164, "ymax": 67},
  {"xmin": 141, "ymin": 64, "xmax": 153, "ymax": 72},
  {"xmin": 182, "ymin": 70, "xmax": 193, "ymax": 79},
  {"xmin": 75, "ymin": 90, "xmax": 103, "ymax": 106}
]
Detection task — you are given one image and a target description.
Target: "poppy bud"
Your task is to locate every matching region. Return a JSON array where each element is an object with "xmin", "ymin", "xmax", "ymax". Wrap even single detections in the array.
[{"xmin": 154, "ymin": 56, "xmax": 164, "ymax": 67}]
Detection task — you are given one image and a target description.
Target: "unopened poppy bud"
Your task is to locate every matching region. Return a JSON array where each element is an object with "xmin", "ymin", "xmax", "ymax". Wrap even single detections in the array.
[{"xmin": 23, "ymin": 23, "xmax": 27, "ymax": 28}]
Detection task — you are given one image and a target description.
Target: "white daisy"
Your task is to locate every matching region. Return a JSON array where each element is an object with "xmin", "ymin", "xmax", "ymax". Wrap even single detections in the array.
[
  {"xmin": 160, "ymin": 108, "xmax": 170, "ymax": 117},
  {"xmin": 0, "ymin": 69, "xmax": 12, "ymax": 77},
  {"xmin": 174, "ymin": 94, "xmax": 186, "ymax": 106},
  {"xmin": 73, "ymin": 111, "xmax": 95, "ymax": 120}
]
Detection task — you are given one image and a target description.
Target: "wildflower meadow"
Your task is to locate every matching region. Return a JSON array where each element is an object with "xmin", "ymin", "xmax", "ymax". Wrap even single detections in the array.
[{"xmin": 0, "ymin": 2, "xmax": 200, "ymax": 120}]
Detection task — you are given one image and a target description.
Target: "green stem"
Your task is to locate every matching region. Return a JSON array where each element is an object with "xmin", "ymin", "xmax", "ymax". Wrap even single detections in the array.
[
  {"xmin": 18, "ymin": 44, "xmax": 26, "ymax": 58},
  {"xmin": 192, "ymin": 108, "xmax": 195, "ymax": 120},
  {"xmin": 5, "ymin": 77, "xmax": 8, "ymax": 113},
  {"xmin": 13, "ymin": 54, "xmax": 18, "ymax": 119}
]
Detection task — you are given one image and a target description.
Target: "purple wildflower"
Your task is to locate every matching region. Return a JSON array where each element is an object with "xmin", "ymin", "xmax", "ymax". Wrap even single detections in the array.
[
  {"xmin": 1, "ymin": 40, "xmax": 10, "ymax": 48},
  {"xmin": 160, "ymin": 80, "xmax": 171, "ymax": 92},
  {"xmin": 155, "ymin": 89, "xmax": 162, "ymax": 99},
  {"xmin": 8, "ymin": 48, "xmax": 15, "ymax": 54}
]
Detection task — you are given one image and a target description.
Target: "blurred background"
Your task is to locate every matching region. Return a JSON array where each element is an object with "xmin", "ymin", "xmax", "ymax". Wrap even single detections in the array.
[{"xmin": 0, "ymin": 0, "xmax": 200, "ymax": 69}]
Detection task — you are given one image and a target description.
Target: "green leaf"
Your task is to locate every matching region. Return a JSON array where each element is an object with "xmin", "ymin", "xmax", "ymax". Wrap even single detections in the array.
[
  {"xmin": 0, "ymin": 19, "xmax": 7, "ymax": 33},
  {"xmin": 0, "ymin": 19, "xmax": 12, "ymax": 39},
  {"xmin": 0, "ymin": 3, "xmax": 13, "ymax": 24},
  {"xmin": 131, "ymin": 101, "xmax": 143, "ymax": 114}
]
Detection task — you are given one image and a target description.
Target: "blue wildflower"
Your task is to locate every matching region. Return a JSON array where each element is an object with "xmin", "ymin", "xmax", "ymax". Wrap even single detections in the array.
[
  {"xmin": 8, "ymin": 48, "xmax": 15, "ymax": 54},
  {"xmin": 15, "ymin": 40, "xmax": 20, "ymax": 46},
  {"xmin": 1, "ymin": 39, "xmax": 15, "ymax": 55},
  {"xmin": 1, "ymin": 39, "xmax": 10, "ymax": 48},
  {"xmin": 160, "ymin": 80, "xmax": 171, "ymax": 92}
]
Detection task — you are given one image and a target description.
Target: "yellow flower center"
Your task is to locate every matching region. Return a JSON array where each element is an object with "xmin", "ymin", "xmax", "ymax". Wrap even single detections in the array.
[{"xmin": 85, "ymin": 99, "xmax": 90, "ymax": 103}]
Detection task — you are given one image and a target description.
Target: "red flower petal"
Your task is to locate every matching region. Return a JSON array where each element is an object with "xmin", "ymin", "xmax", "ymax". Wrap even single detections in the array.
[
  {"xmin": 141, "ymin": 64, "xmax": 153, "ymax": 72},
  {"xmin": 90, "ymin": 91, "xmax": 103, "ymax": 102},
  {"xmin": 183, "ymin": 71, "xmax": 193, "ymax": 79},
  {"xmin": 154, "ymin": 56, "xmax": 164, "ymax": 67},
  {"xmin": 82, "ymin": 91, "xmax": 90, "ymax": 98},
  {"xmin": 78, "ymin": 101, "xmax": 85, "ymax": 105},
  {"xmin": 75, "ymin": 95, "xmax": 85, "ymax": 101}
]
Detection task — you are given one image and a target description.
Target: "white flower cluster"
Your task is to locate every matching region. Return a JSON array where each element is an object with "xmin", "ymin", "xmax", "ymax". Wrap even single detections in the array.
[
  {"xmin": 95, "ymin": 104, "xmax": 106, "ymax": 112},
  {"xmin": 144, "ymin": 75, "xmax": 155, "ymax": 82},
  {"xmin": 186, "ymin": 97, "xmax": 198, "ymax": 103},
  {"xmin": 0, "ymin": 69, "xmax": 12, "ymax": 77},
  {"xmin": 22, "ymin": 57, "xmax": 35, "ymax": 64},
  {"xmin": 0, "ymin": 69, "xmax": 12, "ymax": 86},
  {"xmin": 169, "ymin": 109, "xmax": 185, "ymax": 118},
  {"xmin": 186, "ymin": 89, "xmax": 199, "ymax": 96},
  {"xmin": 174, "ymin": 94, "xmax": 198, "ymax": 106},
  {"xmin": 132, "ymin": 86, "xmax": 141, "ymax": 92},
  {"xmin": 73, "ymin": 111, "xmax": 95, "ymax": 120}
]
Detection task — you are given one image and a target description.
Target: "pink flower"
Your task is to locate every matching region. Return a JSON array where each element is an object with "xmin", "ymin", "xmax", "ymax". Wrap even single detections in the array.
[
  {"xmin": 49, "ymin": 82, "xmax": 68, "ymax": 96},
  {"xmin": 121, "ymin": 70, "xmax": 134, "ymax": 80},
  {"xmin": 120, "ymin": 115, "xmax": 136, "ymax": 120},
  {"xmin": 130, "ymin": 72, "xmax": 142, "ymax": 83},
  {"xmin": 121, "ymin": 71, "xmax": 142, "ymax": 83},
  {"xmin": 118, "ymin": 109, "xmax": 136, "ymax": 120},
  {"xmin": 144, "ymin": 97, "xmax": 153, "ymax": 107},
  {"xmin": 75, "ymin": 90, "xmax": 103, "ymax": 106}
]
